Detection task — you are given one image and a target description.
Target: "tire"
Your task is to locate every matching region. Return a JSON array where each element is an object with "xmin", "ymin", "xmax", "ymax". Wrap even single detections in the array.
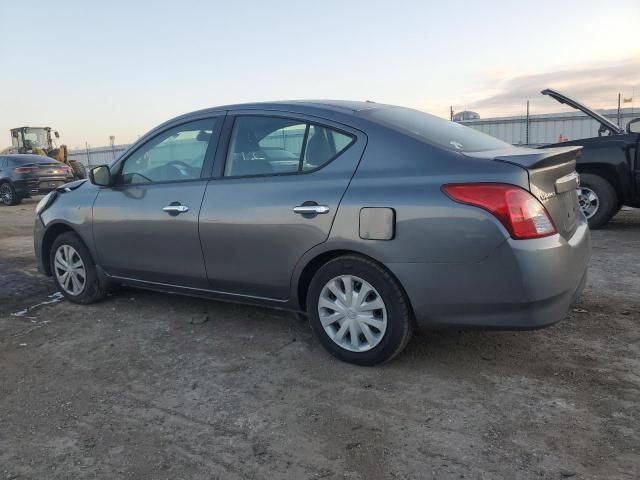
[
  {"xmin": 578, "ymin": 173, "xmax": 617, "ymax": 229},
  {"xmin": 50, "ymin": 232, "xmax": 106, "ymax": 304},
  {"xmin": 306, "ymin": 255, "xmax": 413, "ymax": 366},
  {"xmin": 0, "ymin": 181, "xmax": 21, "ymax": 206},
  {"xmin": 69, "ymin": 160, "xmax": 87, "ymax": 180}
]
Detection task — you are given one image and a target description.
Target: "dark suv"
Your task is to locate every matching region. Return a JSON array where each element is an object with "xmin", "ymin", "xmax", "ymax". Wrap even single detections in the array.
[
  {"xmin": 541, "ymin": 89, "xmax": 640, "ymax": 228},
  {"xmin": 0, "ymin": 154, "xmax": 74, "ymax": 206}
]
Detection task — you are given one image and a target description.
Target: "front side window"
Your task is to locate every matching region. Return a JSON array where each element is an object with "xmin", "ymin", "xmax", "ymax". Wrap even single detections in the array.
[
  {"xmin": 224, "ymin": 116, "xmax": 354, "ymax": 177},
  {"xmin": 120, "ymin": 119, "xmax": 215, "ymax": 184}
]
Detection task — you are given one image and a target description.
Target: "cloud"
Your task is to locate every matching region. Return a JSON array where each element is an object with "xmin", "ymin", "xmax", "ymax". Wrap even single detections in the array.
[{"xmin": 466, "ymin": 57, "xmax": 640, "ymax": 116}]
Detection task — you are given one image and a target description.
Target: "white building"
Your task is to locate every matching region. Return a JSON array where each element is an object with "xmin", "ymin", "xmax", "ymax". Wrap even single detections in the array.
[{"xmin": 460, "ymin": 108, "xmax": 638, "ymax": 146}]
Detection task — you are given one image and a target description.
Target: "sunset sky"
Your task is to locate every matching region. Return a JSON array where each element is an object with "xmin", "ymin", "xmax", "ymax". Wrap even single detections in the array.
[{"xmin": 1, "ymin": 0, "xmax": 638, "ymax": 149}]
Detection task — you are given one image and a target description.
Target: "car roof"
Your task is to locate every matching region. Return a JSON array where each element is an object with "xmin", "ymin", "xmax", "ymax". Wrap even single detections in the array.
[
  {"xmin": 2, "ymin": 154, "xmax": 57, "ymax": 163},
  {"xmin": 210, "ymin": 99, "xmax": 382, "ymax": 114}
]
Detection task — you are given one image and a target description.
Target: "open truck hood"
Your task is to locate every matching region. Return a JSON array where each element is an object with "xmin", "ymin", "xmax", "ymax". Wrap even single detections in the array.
[{"xmin": 541, "ymin": 88, "xmax": 624, "ymax": 135}]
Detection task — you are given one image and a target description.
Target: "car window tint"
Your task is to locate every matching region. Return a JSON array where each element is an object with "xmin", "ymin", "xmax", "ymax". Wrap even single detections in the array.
[
  {"xmin": 120, "ymin": 119, "xmax": 215, "ymax": 184},
  {"xmin": 225, "ymin": 117, "xmax": 306, "ymax": 177},
  {"xmin": 361, "ymin": 106, "xmax": 511, "ymax": 153},
  {"xmin": 302, "ymin": 125, "xmax": 353, "ymax": 171},
  {"xmin": 225, "ymin": 117, "xmax": 354, "ymax": 177}
]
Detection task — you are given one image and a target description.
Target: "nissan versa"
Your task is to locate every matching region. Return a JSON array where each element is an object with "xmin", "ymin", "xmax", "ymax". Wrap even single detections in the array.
[{"xmin": 34, "ymin": 101, "xmax": 591, "ymax": 365}]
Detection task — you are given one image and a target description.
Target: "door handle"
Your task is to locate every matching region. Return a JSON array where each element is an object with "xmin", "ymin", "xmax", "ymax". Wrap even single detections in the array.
[
  {"xmin": 293, "ymin": 205, "xmax": 330, "ymax": 215},
  {"xmin": 163, "ymin": 204, "xmax": 189, "ymax": 214}
]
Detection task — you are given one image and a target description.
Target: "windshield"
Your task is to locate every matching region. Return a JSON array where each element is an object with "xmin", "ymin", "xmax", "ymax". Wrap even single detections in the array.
[
  {"xmin": 22, "ymin": 128, "xmax": 49, "ymax": 149},
  {"xmin": 361, "ymin": 106, "xmax": 511, "ymax": 153}
]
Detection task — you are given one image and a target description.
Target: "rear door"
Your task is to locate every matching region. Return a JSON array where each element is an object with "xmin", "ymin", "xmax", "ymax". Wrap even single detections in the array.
[
  {"xmin": 199, "ymin": 111, "xmax": 366, "ymax": 300},
  {"xmin": 92, "ymin": 116, "xmax": 223, "ymax": 288}
]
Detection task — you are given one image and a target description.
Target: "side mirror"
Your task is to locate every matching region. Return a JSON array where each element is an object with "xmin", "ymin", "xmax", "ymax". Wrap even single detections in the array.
[
  {"xmin": 54, "ymin": 131, "xmax": 60, "ymax": 139},
  {"xmin": 627, "ymin": 118, "xmax": 640, "ymax": 134},
  {"xmin": 89, "ymin": 165, "xmax": 111, "ymax": 186}
]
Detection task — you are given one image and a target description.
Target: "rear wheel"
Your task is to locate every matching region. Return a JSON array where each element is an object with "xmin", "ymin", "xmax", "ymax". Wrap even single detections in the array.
[
  {"xmin": 68, "ymin": 160, "xmax": 87, "ymax": 179},
  {"xmin": 307, "ymin": 255, "xmax": 413, "ymax": 365},
  {"xmin": 0, "ymin": 182, "xmax": 20, "ymax": 206},
  {"xmin": 578, "ymin": 173, "xmax": 617, "ymax": 229},
  {"xmin": 50, "ymin": 232, "xmax": 106, "ymax": 304}
]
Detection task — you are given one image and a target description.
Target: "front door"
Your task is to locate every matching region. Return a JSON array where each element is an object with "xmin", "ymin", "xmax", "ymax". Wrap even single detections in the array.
[
  {"xmin": 199, "ymin": 113, "xmax": 365, "ymax": 300},
  {"xmin": 92, "ymin": 117, "xmax": 221, "ymax": 288}
]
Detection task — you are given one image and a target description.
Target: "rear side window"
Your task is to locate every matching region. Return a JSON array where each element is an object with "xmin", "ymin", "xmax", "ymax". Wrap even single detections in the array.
[
  {"xmin": 361, "ymin": 106, "xmax": 510, "ymax": 153},
  {"xmin": 224, "ymin": 116, "xmax": 354, "ymax": 177},
  {"xmin": 302, "ymin": 125, "xmax": 353, "ymax": 171}
]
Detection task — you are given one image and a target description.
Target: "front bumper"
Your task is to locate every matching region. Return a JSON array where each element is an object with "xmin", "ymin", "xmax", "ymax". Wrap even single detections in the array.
[
  {"xmin": 386, "ymin": 216, "xmax": 591, "ymax": 330},
  {"xmin": 34, "ymin": 215, "xmax": 47, "ymax": 275}
]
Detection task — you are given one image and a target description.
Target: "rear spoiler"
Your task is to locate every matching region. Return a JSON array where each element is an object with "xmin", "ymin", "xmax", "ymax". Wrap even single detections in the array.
[{"xmin": 463, "ymin": 145, "xmax": 582, "ymax": 169}]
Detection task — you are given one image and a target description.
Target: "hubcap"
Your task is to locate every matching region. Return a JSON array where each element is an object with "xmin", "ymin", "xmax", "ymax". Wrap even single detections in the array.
[
  {"xmin": 0, "ymin": 184, "xmax": 12, "ymax": 204},
  {"xmin": 54, "ymin": 245, "xmax": 86, "ymax": 296},
  {"xmin": 318, "ymin": 275, "xmax": 388, "ymax": 353},
  {"xmin": 577, "ymin": 187, "xmax": 599, "ymax": 219}
]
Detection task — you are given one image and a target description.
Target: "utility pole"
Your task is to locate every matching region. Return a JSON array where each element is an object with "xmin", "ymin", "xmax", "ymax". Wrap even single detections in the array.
[
  {"xmin": 617, "ymin": 93, "xmax": 622, "ymax": 127},
  {"xmin": 109, "ymin": 136, "xmax": 116, "ymax": 160},
  {"xmin": 525, "ymin": 100, "xmax": 530, "ymax": 145},
  {"xmin": 450, "ymin": 106, "xmax": 454, "ymax": 121}
]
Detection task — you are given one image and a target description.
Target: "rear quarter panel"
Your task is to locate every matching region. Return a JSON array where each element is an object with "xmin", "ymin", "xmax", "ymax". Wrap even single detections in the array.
[{"xmin": 320, "ymin": 127, "xmax": 530, "ymax": 264}]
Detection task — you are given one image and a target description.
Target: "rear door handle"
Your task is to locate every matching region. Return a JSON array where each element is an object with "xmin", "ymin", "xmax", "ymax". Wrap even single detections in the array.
[
  {"xmin": 163, "ymin": 204, "xmax": 189, "ymax": 214},
  {"xmin": 293, "ymin": 205, "xmax": 330, "ymax": 215}
]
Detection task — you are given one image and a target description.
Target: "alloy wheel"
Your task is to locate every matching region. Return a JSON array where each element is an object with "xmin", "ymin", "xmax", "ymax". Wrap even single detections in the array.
[
  {"xmin": 54, "ymin": 245, "xmax": 86, "ymax": 295},
  {"xmin": 0, "ymin": 183, "xmax": 13, "ymax": 205},
  {"xmin": 577, "ymin": 187, "xmax": 599, "ymax": 219},
  {"xmin": 318, "ymin": 275, "xmax": 388, "ymax": 352}
]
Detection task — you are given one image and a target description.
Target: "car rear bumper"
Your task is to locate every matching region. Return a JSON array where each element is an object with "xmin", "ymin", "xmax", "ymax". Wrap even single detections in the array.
[
  {"xmin": 13, "ymin": 178, "xmax": 39, "ymax": 196},
  {"xmin": 385, "ymin": 216, "xmax": 591, "ymax": 330},
  {"xmin": 35, "ymin": 175, "xmax": 74, "ymax": 194}
]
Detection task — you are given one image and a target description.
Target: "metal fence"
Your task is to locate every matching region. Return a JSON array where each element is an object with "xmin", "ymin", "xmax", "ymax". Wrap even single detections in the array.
[
  {"xmin": 70, "ymin": 106, "xmax": 639, "ymax": 164},
  {"xmin": 460, "ymin": 108, "xmax": 638, "ymax": 146},
  {"xmin": 68, "ymin": 145, "xmax": 130, "ymax": 167}
]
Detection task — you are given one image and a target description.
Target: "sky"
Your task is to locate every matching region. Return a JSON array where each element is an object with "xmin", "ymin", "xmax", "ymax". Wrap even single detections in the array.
[{"xmin": 1, "ymin": 0, "xmax": 638, "ymax": 148}]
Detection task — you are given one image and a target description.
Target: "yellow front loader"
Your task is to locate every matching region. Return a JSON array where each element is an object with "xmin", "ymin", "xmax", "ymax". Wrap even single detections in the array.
[{"xmin": 6, "ymin": 126, "xmax": 86, "ymax": 179}]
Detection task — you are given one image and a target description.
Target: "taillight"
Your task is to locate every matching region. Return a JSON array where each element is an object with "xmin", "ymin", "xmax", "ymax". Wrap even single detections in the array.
[
  {"xmin": 442, "ymin": 183, "xmax": 557, "ymax": 239},
  {"xmin": 14, "ymin": 166, "xmax": 40, "ymax": 174}
]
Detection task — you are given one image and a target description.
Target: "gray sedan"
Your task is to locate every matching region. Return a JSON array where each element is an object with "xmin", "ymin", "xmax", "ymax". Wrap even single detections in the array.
[{"xmin": 33, "ymin": 101, "xmax": 590, "ymax": 365}]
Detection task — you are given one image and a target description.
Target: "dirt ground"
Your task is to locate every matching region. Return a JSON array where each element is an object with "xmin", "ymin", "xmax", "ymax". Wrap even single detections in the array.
[{"xmin": 0, "ymin": 199, "xmax": 638, "ymax": 480}]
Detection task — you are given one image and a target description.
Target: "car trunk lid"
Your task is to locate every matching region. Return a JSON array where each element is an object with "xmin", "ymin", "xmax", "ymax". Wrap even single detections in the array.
[
  {"xmin": 35, "ymin": 162, "xmax": 71, "ymax": 177},
  {"xmin": 464, "ymin": 145, "xmax": 582, "ymax": 239}
]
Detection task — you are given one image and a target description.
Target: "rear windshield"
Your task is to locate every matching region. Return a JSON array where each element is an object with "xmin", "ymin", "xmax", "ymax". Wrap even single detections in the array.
[{"xmin": 361, "ymin": 106, "xmax": 511, "ymax": 153}]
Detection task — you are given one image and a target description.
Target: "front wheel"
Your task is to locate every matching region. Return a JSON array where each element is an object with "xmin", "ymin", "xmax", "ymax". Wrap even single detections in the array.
[
  {"xmin": 577, "ymin": 173, "xmax": 617, "ymax": 229},
  {"xmin": 307, "ymin": 255, "xmax": 413, "ymax": 365},
  {"xmin": 50, "ymin": 232, "xmax": 107, "ymax": 304}
]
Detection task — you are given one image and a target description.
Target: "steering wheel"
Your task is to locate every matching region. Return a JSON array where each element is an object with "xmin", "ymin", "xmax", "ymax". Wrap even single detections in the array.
[
  {"xmin": 164, "ymin": 160, "xmax": 197, "ymax": 177},
  {"xmin": 129, "ymin": 172, "xmax": 153, "ymax": 183},
  {"xmin": 597, "ymin": 125, "xmax": 609, "ymax": 137},
  {"xmin": 166, "ymin": 160, "xmax": 192, "ymax": 169}
]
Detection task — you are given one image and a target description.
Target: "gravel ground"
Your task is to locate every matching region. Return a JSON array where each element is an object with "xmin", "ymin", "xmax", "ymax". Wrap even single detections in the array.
[{"xmin": 1, "ymin": 199, "xmax": 638, "ymax": 480}]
